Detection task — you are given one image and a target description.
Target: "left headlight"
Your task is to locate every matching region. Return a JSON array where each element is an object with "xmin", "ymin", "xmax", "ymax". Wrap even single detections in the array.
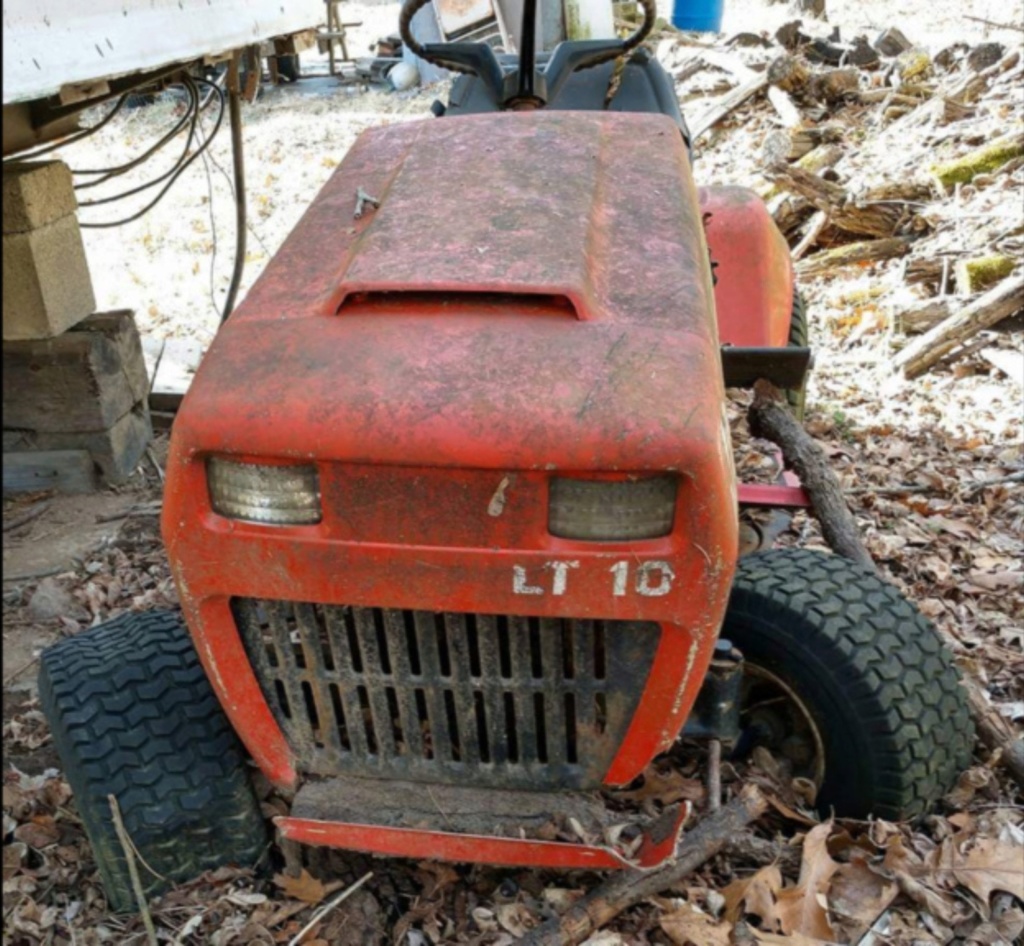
[{"xmin": 207, "ymin": 458, "xmax": 322, "ymax": 525}]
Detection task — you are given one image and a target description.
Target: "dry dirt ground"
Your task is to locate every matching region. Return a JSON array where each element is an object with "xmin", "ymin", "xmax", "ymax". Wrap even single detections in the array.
[{"xmin": 3, "ymin": 1, "xmax": 1023, "ymax": 944}]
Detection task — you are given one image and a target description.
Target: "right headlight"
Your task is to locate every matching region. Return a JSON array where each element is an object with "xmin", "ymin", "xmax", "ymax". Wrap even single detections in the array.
[
  {"xmin": 548, "ymin": 475, "xmax": 677, "ymax": 540},
  {"xmin": 207, "ymin": 458, "xmax": 322, "ymax": 525}
]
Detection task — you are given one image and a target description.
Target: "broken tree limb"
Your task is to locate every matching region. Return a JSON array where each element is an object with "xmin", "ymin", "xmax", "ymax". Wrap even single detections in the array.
[
  {"xmin": 515, "ymin": 785, "xmax": 767, "ymax": 946},
  {"xmin": 894, "ymin": 273, "xmax": 1024, "ymax": 378},
  {"xmin": 792, "ymin": 210, "xmax": 828, "ymax": 260},
  {"xmin": 930, "ymin": 132, "xmax": 1024, "ymax": 189},
  {"xmin": 895, "ymin": 299, "xmax": 953, "ymax": 335},
  {"xmin": 690, "ymin": 73, "xmax": 769, "ymax": 140},
  {"xmin": 767, "ymin": 164, "xmax": 921, "ymax": 238},
  {"xmin": 767, "ymin": 54, "xmax": 810, "ymax": 95},
  {"xmin": 748, "ymin": 380, "xmax": 876, "ymax": 571},
  {"xmin": 796, "ymin": 237, "xmax": 909, "ymax": 278},
  {"xmin": 767, "ymin": 85, "xmax": 803, "ymax": 128},
  {"xmin": 954, "ymin": 255, "xmax": 1016, "ymax": 294},
  {"xmin": 962, "ymin": 677, "xmax": 1024, "ymax": 791},
  {"xmin": 2, "ymin": 500, "xmax": 51, "ymax": 533}
]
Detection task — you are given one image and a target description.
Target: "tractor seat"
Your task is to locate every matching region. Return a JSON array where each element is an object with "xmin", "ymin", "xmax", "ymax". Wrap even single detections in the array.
[{"xmin": 441, "ymin": 46, "xmax": 691, "ymax": 148}]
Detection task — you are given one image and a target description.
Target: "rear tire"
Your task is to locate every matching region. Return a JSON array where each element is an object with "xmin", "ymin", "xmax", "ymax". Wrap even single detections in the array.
[
  {"xmin": 786, "ymin": 290, "xmax": 809, "ymax": 420},
  {"xmin": 723, "ymin": 549, "xmax": 973, "ymax": 820},
  {"xmin": 39, "ymin": 611, "xmax": 267, "ymax": 912}
]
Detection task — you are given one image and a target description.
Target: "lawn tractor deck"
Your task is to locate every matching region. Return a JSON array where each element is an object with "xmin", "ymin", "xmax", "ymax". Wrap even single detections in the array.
[{"xmin": 39, "ymin": 0, "xmax": 973, "ymax": 912}]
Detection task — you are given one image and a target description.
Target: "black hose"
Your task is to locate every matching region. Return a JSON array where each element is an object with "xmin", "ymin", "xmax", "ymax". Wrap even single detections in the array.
[
  {"xmin": 79, "ymin": 78, "xmax": 225, "ymax": 229},
  {"xmin": 73, "ymin": 82, "xmax": 199, "ymax": 185},
  {"xmin": 77, "ymin": 78, "xmax": 201, "ymax": 205},
  {"xmin": 2, "ymin": 94, "xmax": 130, "ymax": 163},
  {"xmin": 219, "ymin": 84, "xmax": 247, "ymax": 323}
]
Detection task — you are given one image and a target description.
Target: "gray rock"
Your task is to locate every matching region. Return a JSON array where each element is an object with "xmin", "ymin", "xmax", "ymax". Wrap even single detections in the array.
[{"xmin": 28, "ymin": 578, "xmax": 74, "ymax": 622}]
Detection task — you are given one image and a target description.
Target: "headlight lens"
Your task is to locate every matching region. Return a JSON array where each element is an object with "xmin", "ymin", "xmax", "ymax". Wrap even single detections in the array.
[
  {"xmin": 207, "ymin": 458, "xmax": 321, "ymax": 525},
  {"xmin": 548, "ymin": 475, "xmax": 677, "ymax": 540}
]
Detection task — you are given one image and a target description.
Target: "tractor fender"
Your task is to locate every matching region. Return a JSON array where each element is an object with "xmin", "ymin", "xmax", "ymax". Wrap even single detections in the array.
[{"xmin": 699, "ymin": 185, "xmax": 795, "ymax": 349}]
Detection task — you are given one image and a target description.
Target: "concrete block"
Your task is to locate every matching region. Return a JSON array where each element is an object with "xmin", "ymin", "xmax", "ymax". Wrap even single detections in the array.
[
  {"xmin": 4, "ymin": 311, "xmax": 149, "ymax": 433},
  {"xmin": 2, "ymin": 161, "xmax": 77, "ymax": 234},
  {"xmin": 2, "ymin": 215, "xmax": 96, "ymax": 340}
]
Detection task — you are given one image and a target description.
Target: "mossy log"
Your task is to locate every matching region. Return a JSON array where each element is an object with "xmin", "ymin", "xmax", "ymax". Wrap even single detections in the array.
[
  {"xmin": 930, "ymin": 132, "xmax": 1024, "ymax": 188},
  {"xmin": 954, "ymin": 255, "xmax": 1016, "ymax": 294}
]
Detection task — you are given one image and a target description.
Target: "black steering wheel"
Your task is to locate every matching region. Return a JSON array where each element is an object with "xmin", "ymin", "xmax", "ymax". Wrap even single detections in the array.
[{"xmin": 398, "ymin": 0, "xmax": 656, "ymax": 107}]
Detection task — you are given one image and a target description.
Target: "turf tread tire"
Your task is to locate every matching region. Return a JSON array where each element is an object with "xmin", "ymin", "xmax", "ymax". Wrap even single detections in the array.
[
  {"xmin": 724, "ymin": 549, "xmax": 973, "ymax": 820},
  {"xmin": 38, "ymin": 611, "xmax": 267, "ymax": 912},
  {"xmin": 786, "ymin": 290, "xmax": 809, "ymax": 420}
]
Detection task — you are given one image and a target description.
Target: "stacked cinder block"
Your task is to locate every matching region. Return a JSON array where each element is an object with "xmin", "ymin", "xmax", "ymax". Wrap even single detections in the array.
[{"xmin": 3, "ymin": 161, "xmax": 152, "ymax": 492}]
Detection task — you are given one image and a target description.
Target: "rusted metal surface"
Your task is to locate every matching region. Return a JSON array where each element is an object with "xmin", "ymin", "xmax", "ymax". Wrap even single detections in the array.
[
  {"xmin": 277, "ymin": 775, "xmax": 690, "ymax": 868},
  {"xmin": 234, "ymin": 599, "xmax": 660, "ymax": 789},
  {"xmin": 162, "ymin": 112, "xmax": 740, "ymax": 797}
]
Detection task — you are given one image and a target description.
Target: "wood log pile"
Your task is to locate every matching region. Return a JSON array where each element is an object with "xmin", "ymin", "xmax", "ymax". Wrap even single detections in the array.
[{"xmin": 648, "ymin": 19, "xmax": 1024, "ymax": 381}]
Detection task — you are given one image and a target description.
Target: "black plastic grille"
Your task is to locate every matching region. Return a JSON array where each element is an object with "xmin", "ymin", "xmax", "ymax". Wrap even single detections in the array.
[{"xmin": 232, "ymin": 599, "xmax": 660, "ymax": 790}]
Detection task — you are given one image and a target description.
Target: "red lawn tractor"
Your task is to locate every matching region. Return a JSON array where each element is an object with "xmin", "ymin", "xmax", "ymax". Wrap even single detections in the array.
[{"xmin": 40, "ymin": 0, "xmax": 972, "ymax": 911}]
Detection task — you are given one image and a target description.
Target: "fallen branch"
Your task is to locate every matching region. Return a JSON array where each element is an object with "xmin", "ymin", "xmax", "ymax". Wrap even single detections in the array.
[
  {"xmin": 748, "ymin": 380, "xmax": 875, "ymax": 571},
  {"xmin": 516, "ymin": 785, "xmax": 767, "ymax": 946},
  {"xmin": 767, "ymin": 164, "xmax": 921, "ymax": 238},
  {"xmin": 962, "ymin": 678, "xmax": 1024, "ymax": 791},
  {"xmin": 797, "ymin": 237, "xmax": 910, "ymax": 279},
  {"xmin": 895, "ymin": 299, "xmax": 953, "ymax": 335},
  {"xmin": 690, "ymin": 74, "xmax": 769, "ymax": 140},
  {"xmin": 930, "ymin": 132, "xmax": 1024, "ymax": 189},
  {"xmin": 287, "ymin": 871, "xmax": 373, "ymax": 946},
  {"xmin": 963, "ymin": 14, "xmax": 1024, "ymax": 31},
  {"xmin": 108, "ymin": 795, "xmax": 158, "ymax": 946},
  {"xmin": 894, "ymin": 273, "xmax": 1024, "ymax": 378},
  {"xmin": 3, "ymin": 501, "xmax": 51, "ymax": 533}
]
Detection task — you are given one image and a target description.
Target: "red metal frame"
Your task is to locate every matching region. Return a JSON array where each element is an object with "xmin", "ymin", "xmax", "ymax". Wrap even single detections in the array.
[
  {"xmin": 737, "ymin": 482, "xmax": 810, "ymax": 509},
  {"xmin": 276, "ymin": 802, "xmax": 690, "ymax": 870},
  {"xmin": 162, "ymin": 111, "xmax": 797, "ymax": 867}
]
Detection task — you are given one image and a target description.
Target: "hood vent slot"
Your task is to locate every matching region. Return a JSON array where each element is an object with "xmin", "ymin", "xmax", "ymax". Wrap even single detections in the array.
[{"xmin": 336, "ymin": 290, "xmax": 580, "ymax": 319}]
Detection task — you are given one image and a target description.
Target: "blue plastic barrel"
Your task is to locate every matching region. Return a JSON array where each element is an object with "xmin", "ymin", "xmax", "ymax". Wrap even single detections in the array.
[{"xmin": 672, "ymin": 0, "xmax": 724, "ymax": 32}]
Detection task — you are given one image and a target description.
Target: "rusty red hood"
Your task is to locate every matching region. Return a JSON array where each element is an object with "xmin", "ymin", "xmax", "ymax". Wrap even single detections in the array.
[{"xmin": 171, "ymin": 110, "xmax": 728, "ymax": 475}]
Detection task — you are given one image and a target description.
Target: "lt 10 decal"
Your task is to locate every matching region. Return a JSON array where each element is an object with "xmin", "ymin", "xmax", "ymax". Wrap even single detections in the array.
[{"xmin": 513, "ymin": 560, "xmax": 676, "ymax": 597}]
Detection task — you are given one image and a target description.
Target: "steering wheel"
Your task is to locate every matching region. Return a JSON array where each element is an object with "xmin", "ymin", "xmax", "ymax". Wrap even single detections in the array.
[{"xmin": 398, "ymin": 0, "xmax": 657, "ymax": 106}]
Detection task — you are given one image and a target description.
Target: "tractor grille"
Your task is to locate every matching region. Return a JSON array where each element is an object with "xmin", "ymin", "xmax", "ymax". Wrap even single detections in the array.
[{"xmin": 232, "ymin": 599, "xmax": 660, "ymax": 790}]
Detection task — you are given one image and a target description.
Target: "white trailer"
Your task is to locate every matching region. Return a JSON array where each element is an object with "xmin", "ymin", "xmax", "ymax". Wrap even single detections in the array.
[{"xmin": 3, "ymin": 0, "xmax": 325, "ymax": 154}]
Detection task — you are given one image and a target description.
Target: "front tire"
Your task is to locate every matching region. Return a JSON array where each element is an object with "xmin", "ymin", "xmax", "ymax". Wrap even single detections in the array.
[
  {"xmin": 39, "ymin": 611, "xmax": 268, "ymax": 912},
  {"xmin": 723, "ymin": 549, "xmax": 973, "ymax": 820}
]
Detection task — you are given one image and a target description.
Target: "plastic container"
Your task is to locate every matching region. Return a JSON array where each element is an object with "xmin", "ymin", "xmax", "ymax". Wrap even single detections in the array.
[{"xmin": 672, "ymin": 0, "xmax": 724, "ymax": 32}]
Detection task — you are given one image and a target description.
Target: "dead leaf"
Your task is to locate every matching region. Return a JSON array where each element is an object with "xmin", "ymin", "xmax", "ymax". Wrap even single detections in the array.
[
  {"xmin": 945, "ymin": 836, "xmax": 1024, "ymax": 904},
  {"xmin": 617, "ymin": 766, "xmax": 706, "ymax": 806},
  {"xmin": 272, "ymin": 868, "xmax": 327, "ymax": 904},
  {"xmin": 723, "ymin": 865, "xmax": 784, "ymax": 926},
  {"xmin": 496, "ymin": 903, "xmax": 536, "ymax": 937},
  {"xmin": 750, "ymin": 930, "xmax": 833, "ymax": 946},
  {"xmin": 828, "ymin": 852, "xmax": 898, "ymax": 941},
  {"xmin": 945, "ymin": 766, "xmax": 995, "ymax": 808},
  {"xmin": 13, "ymin": 818, "xmax": 60, "ymax": 849},
  {"xmin": 773, "ymin": 822, "xmax": 838, "ymax": 940},
  {"xmin": 764, "ymin": 794, "xmax": 819, "ymax": 827},
  {"xmin": 659, "ymin": 902, "xmax": 732, "ymax": 946}
]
